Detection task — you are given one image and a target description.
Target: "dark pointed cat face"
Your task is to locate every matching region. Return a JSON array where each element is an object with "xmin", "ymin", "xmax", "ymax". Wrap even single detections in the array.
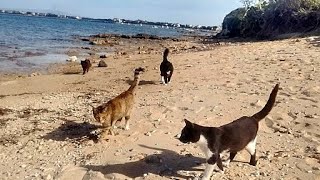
[
  {"xmin": 179, "ymin": 119, "xmax": 200, "ymax": 143},
  {"xmin": 92, "ymin": 106, "xmax": 103, "ymax": 123}
]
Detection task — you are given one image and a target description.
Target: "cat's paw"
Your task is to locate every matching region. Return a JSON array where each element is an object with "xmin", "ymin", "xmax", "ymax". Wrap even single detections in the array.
[
  {"xmin": 200, "ymin": 175, "xmax": 210, "ymax": 180},
  {"xmin": 98, "ymin": 137, "xmax": 110, "ymax": 143},
  {"xmin": 222, "ymin": 159, "xmax": 230, "ymax": 167},
  {"xmin": 124, "ymin": 126, "xmax": 130, "ymax": 130}
]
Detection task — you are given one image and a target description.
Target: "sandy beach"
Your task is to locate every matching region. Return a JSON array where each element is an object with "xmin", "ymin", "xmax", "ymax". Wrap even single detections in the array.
[{"xmin": 0, "ymin": 35, "xmax": 319, "ymax": 180}]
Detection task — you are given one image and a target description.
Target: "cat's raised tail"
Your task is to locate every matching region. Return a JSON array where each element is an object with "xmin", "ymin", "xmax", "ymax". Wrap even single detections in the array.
[{"xmin": 251, "ymin": 84, "xmax": 279, "ymax": 121}]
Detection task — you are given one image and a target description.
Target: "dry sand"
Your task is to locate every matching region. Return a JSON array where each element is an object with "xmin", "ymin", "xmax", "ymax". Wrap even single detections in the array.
[{"xmin": 0, "ymin": 36, "xmax": 319, "ymax": 180}]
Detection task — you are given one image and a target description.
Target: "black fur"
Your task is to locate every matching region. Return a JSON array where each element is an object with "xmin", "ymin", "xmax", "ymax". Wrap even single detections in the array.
[
  {"xmin": 81, "ymin": 59, "xmax": 92, "ymax": 75},
  {"xmin": 179, "ymin": 84, "xmax": 279, "ymax": 171},
  {"xmin": 160, "ymin": 48, "xmax": 174, "ymax": 84}
]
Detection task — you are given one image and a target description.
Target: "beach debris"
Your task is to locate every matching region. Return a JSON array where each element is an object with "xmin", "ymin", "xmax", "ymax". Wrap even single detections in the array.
[
  {"xmin": 90, "ymin": 39, "xmax": 106, "ymax": 45},
  {"xmin": 100, "ymin": 54, "xmax": 107, "ymax": 58},
  {"xmin": 29, "ymin": 72, "xmax": 41, "ymax": 77},
  {"xmin": 66, "ymin": 56, "xmax": 78, "ymax": 62},
  {"xmin": 98, "ymin": 60, "xmax": 108, "ymax": 67},
  {"xmin": 250, "ymin": 99, "xmax": 266, "ymax": 107}
]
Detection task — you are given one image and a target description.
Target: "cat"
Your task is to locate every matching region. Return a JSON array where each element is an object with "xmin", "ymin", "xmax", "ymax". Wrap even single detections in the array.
[
  {"xmin": 92, "ymin": 67, "xmax": 145, "ymax": 140},
  {"xmin": 179, "ymin": 84, "xmax": 279, "ymax": 180},
  {"xmin": 160, "ymin": 48, "xmax": 174, "ymax": 85},
  {"xmin": 81, "ymin": 59, "xmax": 92, "ymax": 75}
]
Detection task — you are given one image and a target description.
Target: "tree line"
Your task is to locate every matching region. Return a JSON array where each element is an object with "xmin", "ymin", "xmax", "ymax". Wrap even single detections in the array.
[{"xmin": 220, "ymin": 0, "xmax": 320, "ymax": 38}]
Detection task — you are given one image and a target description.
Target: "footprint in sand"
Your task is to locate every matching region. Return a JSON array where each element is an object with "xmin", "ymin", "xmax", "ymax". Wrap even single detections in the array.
[
  {"xmin": 264, "ymin": 112, "xmax": 295, "ymax": 134},
  {"xmin": 298, "ymin": 86, "xmax": 319, "ymax": 103},
  {"xmin": 301, "ymin": 86, "xmax": 320, "ymax": 97}
]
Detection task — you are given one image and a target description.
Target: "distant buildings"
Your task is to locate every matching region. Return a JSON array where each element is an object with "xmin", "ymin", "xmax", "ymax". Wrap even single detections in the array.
[{"xmin": 0, "ymin": 9, "xmax": 218, "ymax": 31}]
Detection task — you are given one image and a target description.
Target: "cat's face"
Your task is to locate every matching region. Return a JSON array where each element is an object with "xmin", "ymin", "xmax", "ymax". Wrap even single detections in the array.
[
  {"xmin": 92, "ymin": 106, "xmax": 102, "ymax": 123},
  {"xmin": 179, "ymin": 119, "xmax": 199, "ymax": 143}
]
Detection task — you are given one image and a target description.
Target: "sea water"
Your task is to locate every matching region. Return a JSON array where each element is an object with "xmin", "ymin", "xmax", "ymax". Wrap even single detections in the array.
[{"xmin": 0, "ymin": 13, "xmax": 181, "ymax": 72}]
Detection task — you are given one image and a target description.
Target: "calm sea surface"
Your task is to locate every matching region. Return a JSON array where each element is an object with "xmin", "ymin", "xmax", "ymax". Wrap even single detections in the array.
[{"xmin": 0, "ymin": 13, "xmax": 181, "ymax": 72}]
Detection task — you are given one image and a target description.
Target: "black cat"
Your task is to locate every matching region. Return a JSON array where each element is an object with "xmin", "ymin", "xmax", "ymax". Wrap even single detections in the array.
[
  {"xmin": 179, "ymin": 84, "xmax": 279, "ymax": 180},
  {"xmin": 81, "ymin": 59, "xmax": 92, "ymax": 75},
  {"xmin": 160, "ymin": 48, "xmax": 174, "ymax": 85}
]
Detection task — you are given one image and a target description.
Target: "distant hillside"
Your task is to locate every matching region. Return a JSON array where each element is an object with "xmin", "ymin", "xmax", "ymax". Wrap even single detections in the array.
[{"xmin": 219, "ymin": 0, "xmax": 320, "ymax": 39}]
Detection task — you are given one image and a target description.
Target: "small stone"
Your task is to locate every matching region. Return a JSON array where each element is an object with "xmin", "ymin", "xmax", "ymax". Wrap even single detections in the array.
[
  {"xmin": 45, "ymin": 174, "xmax": 52, "ymax": 180},
  {"xmin": 105, "ymin": 173, "xmax": 115, "ymax": 179},
  {"xmin": 145, "ymin": 132, "xmax": 152, "ymax": 136},
  {"xmin": 29, "ymin": 72, "xmax": 41, "ymax": 77},
  {"xmin": 100, "ymin": 54, "xmax": 107, "ymax": 58},
  {"xmin": 313, "ymin": 167, "xmax": 320, "ymax": 170},
  {"xmin": 98, "ymin": 60, "xmax": 108, "ymax": 67},
  {"xmin": 250, "ymin": 100, "xmax": 265, "ymax": 107},
  {"xmin": 66, "ymin": 56, "xmax": 77, "ymax": 62}
]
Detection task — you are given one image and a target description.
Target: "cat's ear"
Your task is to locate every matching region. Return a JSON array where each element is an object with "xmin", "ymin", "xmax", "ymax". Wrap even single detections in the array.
[{"xmin": 184, "ymin": 119, "xmax": 194, "ymax": 128}]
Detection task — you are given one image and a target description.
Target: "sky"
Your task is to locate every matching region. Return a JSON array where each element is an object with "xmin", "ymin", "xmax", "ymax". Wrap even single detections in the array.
[{"xmin": 1, "ymin": 0, "xmax": 243, "ymax": 26}]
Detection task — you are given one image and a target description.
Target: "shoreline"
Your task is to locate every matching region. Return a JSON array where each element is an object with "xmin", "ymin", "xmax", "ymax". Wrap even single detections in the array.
[{"xmin": 0, "ymin": 32, "xmax": 221, "ymax": 78}]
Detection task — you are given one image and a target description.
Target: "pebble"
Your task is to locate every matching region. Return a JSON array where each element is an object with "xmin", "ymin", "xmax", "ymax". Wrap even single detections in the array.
[
  {"xmin": 100, "ymin": 54, "xmax": 107, "ymax": 58},
  {"xmin": 98, "ymin": 60, "xmax": 108, "ymax": 67},
  {"xmin": 66, "ymin": 56, "xmax": 77, "ymax": 62},
  {"xmin": 45, "ymin": 174, "xmax": 52, "ymax": 180},
  {"xmin": 250, "ymin": 100, "xmax": 266, "ymax": 107},
  {"xmin": 29, "ymin": 72, "xmax": 41, "ymax": 77}
]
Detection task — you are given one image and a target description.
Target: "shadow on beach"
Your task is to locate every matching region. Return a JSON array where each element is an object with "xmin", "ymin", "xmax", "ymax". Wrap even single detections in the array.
[
  {"xmin": 84, "ymin": 144, "xmax": 205, "ymax": 179},
  {"xmin": 42, "ymin": 120, "xmax": 100, "ymax": 142},
  {"xmin": 126, "ymin": 79, "xmax": 157, "ymax": 86}
]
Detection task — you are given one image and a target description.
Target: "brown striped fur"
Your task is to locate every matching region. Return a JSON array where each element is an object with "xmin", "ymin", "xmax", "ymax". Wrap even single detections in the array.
[{"xmin": 92, "ymin": 67, "xmax": 145, "ymax": 140}]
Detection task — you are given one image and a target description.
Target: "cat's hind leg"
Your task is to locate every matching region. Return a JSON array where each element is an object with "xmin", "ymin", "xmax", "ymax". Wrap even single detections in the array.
[
  {"xmin": 245, "ymin": 137, "xmax": 257, "ymax": 166},
  {"xmin": 124, "ymin": 115, "xmax": 130, "ymax": 130},
  {"xmin": 163, "ymin": 73, "xmax": 168, "ymax": 85},
  {"xmin": 167, "ymin": 71, "xmax": 172, "ymax": 84}
]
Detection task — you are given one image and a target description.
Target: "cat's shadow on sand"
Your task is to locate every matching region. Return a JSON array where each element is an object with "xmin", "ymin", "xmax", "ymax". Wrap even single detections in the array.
[
  {"xmin": 42, "ymin": 120, "xmax": 101, "ymax": 142},
  {"xmin": 84, "ymin": 144, "xmax": 206, "ymax": 179},
  {"xmin": 126, "ymin": 79, "xmax": 157, "ymax": 86}
]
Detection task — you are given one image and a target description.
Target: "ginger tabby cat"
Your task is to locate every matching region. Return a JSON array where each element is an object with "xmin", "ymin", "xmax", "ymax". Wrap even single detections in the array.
[{"xmin": 92, "ymin": 67, "xmax": 145, "ymax": 140}]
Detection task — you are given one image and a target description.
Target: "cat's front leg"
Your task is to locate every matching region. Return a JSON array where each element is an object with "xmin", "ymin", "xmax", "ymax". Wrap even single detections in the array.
[
  {"xmin": 201, "ymin": 164, "xmax": 215, "ymax": 180},
  {"xmin": 161, "ymin": 76, "xmax": 165, "ymax": 84},
  {"xmin": 201, "ymin": 154, "xmax": 224, "ymax": 180}
]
